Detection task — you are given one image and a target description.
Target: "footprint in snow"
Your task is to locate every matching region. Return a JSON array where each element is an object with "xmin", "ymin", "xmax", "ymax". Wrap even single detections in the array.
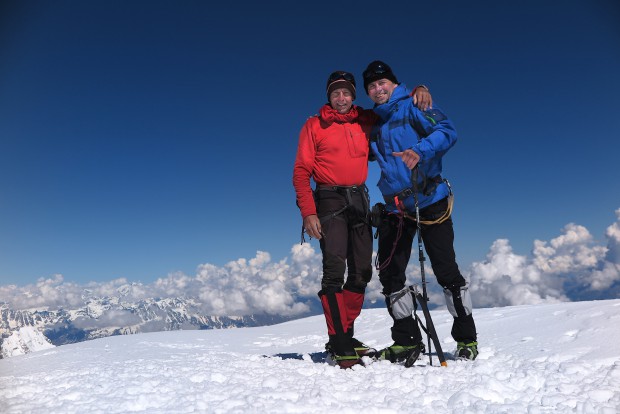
[{"xmin": 559, "ymin": 329, "xmax": 579, "ymax": 343}]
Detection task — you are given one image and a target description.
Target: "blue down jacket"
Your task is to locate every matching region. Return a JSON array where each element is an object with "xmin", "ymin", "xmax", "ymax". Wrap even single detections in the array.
[{"xmin": 369, "ymin": 84, "xmax": 457, "ymax": 212}]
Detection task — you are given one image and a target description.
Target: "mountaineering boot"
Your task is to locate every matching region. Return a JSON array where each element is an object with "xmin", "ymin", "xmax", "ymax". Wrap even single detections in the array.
[
  {"xmin": 374, "ymin": 342, "xmax": 425, "ymax": 364},
  {"xmin": 326, "ymin": 336, "xmax": 374, "ymax": 357},
  {"xmin": 324, "ymin": 342, "xmax": 361, "ymax": 368},
  {"xmin": 332, "ymin": 353, "xmax": 363, "ymax": 369},
  {"xmin": 350, "ymin": 337, "xmax": 374, "ymax": 356},
  {"xmin": 319, "ymin": 290, "xmax": 362, "ymax": 369},
  {"xmin": 456, "ymin": 341, "xmax": 478, "ymax": 360}
]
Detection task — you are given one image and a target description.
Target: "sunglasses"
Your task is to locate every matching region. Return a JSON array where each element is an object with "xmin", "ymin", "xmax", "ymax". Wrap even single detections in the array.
[
  {"xmin": 327, "ymin": 71, "xmax": 356, "ymax": 86},
  {"xmin": 363, "ymin": 63, "xmax": 389, "ymax": 80}
]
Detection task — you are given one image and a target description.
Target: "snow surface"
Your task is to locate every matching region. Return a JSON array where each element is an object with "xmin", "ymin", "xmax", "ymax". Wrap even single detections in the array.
[{"xmin": 1, "ymin": 300, "xmax": 619, "ymax": 413}]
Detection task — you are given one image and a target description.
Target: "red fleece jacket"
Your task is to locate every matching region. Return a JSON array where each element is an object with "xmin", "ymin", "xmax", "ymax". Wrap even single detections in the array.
[{"xmin": 293, "ymin": 104, "xmax": 376, "ymax": 219}]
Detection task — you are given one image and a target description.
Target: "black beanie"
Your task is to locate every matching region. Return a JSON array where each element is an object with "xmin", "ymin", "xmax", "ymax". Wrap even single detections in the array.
[
  {"xmin": 326, "ymin": 71, "xmax": 356, "ymax": 100},
  {"xmin": 363, "ymin": 60, "xmax": 398, "ymax": 92}
]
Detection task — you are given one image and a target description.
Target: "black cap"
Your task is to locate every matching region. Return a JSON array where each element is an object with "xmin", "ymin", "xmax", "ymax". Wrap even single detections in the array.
[
  {"xmin": 363, "ymin": 60, "xmax": 398, "ymax": 92},
  {"xmin": 326, "ymin": 71, "xmax": 356, "ymax": 100}
]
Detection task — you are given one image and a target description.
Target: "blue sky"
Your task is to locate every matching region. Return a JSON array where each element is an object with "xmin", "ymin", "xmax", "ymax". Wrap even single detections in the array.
[{"xmin": 1, "ymin": 0, "xmax": 619, "ymax": 288}]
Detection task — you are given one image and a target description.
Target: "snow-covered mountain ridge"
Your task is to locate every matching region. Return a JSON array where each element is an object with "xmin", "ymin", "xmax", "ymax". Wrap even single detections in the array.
[{"xmin": 0, "ymin": 294, "xmax": 288, "ymax": 358}]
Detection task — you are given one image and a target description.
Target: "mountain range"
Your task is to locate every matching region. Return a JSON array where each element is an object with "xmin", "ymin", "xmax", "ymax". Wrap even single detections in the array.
[{"xmin": 0, "ymin": 294, "xmax": 289, "ymax": 358}]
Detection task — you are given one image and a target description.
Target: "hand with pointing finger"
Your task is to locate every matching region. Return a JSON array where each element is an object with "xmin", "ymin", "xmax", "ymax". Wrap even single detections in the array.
[{"xmin": 392, "ymin": 149, "xmax": 420, "ymax": 170}]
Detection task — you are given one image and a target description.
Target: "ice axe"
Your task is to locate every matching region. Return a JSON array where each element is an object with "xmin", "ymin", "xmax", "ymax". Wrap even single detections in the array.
[{"xmin": 405, "ymin": 165, "xmax": 448, "ymax": 368}]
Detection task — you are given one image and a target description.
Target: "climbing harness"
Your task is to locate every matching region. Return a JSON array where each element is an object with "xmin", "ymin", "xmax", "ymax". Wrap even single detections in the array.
[{"xmin": 301, "ymin": 184, "xmax": 369, "ymax": 244}]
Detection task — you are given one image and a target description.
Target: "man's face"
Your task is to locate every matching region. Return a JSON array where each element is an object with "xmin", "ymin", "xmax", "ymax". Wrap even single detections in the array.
[
  {"xmin": 329, "ymin": 88, "xmax": 354, "ymax": 114},
  {"xmin": 367, "ymin": 79, "xmax": 397, "ymax": 105}
]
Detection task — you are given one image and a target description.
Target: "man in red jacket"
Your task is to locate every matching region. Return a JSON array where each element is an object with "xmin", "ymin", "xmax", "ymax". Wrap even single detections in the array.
[{"xmin": 292, "ymin": 71, "xmax": 431, "ymax": 368}]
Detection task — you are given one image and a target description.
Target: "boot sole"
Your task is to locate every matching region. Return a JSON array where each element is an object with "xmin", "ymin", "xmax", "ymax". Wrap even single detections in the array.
[
  {"xmin": 355, "ymin": 347, "xmax": 376, "ymax": 357},
  {"xmin": 336, "ymin": 359, "xmax": 364, "ymax": 369},
  {"xmin": 404, "ymin": 346, "xmax": 422, "ymax": 368},
  {"xmin": 366, "ymin": 346, "xmax": 423, "ymax": 367}
]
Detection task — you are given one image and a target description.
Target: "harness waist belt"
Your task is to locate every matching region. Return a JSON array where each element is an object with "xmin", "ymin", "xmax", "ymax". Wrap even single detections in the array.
[
  {"xmin": 383, "ymin": 176, "xmax": 442, "ymax": 204},
  {"xmin": 316, "ymin": 184, "xmax": 366, "ymax": 194}
]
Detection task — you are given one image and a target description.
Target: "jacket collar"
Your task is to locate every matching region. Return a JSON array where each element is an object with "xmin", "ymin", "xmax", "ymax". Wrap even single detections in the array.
[
  {"xmin": 319, "ymin": 104, "xmax": 360, "ymax": 125},
  {"xmin": 373, "ymin": 84, "xmax": 410, "ymax": 121}
]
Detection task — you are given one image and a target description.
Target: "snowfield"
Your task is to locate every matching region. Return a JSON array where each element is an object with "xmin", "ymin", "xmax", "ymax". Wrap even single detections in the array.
[{"xmin": 1, "ymin": 299, "xmax": 619, "ymax": 413}]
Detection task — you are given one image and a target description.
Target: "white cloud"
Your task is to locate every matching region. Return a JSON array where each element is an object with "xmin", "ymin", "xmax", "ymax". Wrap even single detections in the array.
[
  {"xmin": 604, "ymin": 208, "xmax": 620, "ymax": 264},
  {"xmin": 2, "ymin": 209, "xmax": 619, "ymax": 316},
  {"xmin": 0, "ymin": 275, "xmax": 86, "ymax": 310},
  {"xmin": 465, "ymin": 211, "xmax": 620, "ymax": 306},
  {"xmin": 588, "ymin": 262, "xmax": 620, "ymax": 290},
  {"xmin": 72, "ymin": 310, "xmax": 142, "ymax": 330},
  {"xmin": 532, "ymin": 224, "xmax": 606, "ymax": 274},
  {"xmin": 466, "ymin": 239, "xmax": 567, "ymax": 308}
]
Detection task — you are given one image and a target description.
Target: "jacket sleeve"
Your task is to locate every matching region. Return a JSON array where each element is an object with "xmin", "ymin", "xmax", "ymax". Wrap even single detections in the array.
[
  {"xmin": 409, "ymin": 105, "xmax": 457, "ymax": 160},
  {"xmin": 359, "ymin": 109, "xmax": 379, "ymax": 162},
  {"xmin": 292, "ymin": 119, "xmax": 317, "ymax": 219}
]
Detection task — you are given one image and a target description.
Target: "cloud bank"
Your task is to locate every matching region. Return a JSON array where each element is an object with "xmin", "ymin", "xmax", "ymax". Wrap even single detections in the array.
[{"xmin": 1, "ymin": 209, "xmax": 619, "ymax": 316}]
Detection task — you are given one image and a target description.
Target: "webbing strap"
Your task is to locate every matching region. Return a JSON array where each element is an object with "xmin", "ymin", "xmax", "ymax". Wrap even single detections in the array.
[
  {"xmin": 404, "ymin": 194, "xmax": 454, "ymax": 226},
  {"xmin": 315, "ymin": 184, "xmax": 368, "ymax": 224}
]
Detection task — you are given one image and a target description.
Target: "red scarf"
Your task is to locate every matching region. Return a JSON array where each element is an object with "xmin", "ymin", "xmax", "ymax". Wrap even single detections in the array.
[{"xmin": 319, "ymin": 104, "xmax": 360, "ymax": 124}]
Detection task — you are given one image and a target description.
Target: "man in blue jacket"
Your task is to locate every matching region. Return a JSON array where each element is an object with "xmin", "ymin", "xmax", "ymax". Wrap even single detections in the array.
[{"xmin": 363, "ymin": 60, "xmax": 478, "ymax": 362}]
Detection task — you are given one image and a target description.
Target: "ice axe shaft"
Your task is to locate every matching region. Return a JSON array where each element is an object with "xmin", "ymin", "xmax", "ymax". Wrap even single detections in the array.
[{"xmin": 411, "ymin": 166, "xmax": 447, "ymax": 367}]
